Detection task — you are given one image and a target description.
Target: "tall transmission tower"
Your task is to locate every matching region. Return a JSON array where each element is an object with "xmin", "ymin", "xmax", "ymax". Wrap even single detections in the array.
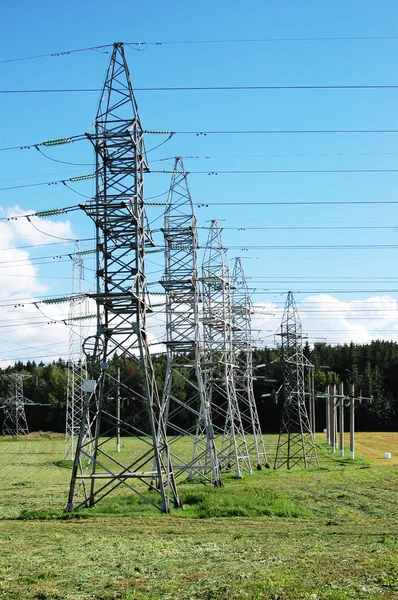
[
  {"xmin": 231, "ymin": 258, "xmax": 268, "ymax": 469},
  {"xmin": 160, "ymin": 158, "xmax": 221, "ymax": 485},
  {"xmin": 2, "ymin": 374, "xmax": 32, "ymax": 437},
  {"xmin": 65, "ymin": 244, "xmax": 88, "ymax": 460},
  {"xmin": 66, "ymin": 43, "xmax": 181, "ymax": 513},
  {"xmin": 202, "ymin": 221, "xmax": 251, "ymax": 477},
  {"xmin": 274, "ymin": 291, "xmax": 319, "ymax": 469}
]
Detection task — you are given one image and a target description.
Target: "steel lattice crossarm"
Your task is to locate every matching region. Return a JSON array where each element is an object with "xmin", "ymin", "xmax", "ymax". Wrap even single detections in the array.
[
  {"xmin": 1, "ymin": 374, "xmax": 33, "ymax": 437},
  {"xmin": 274, "ymin": 291, "xmax": 319, "ymax": 469},
  {"xmin": 65, "ymin": 243, "xmax": 91, "ymax": 461},
  {"xmin": 158, "ymin": 158, "xmax": 222, "ymax": 485},
  {"xmin": 66, "ymin": 43, "xmax": 181, "ymax": 514},
  {"xmin": 202, "ymin": 221, "xmax": 251, "ymax": 477},
  {"xmin": 231, "ymin": 258, "xmax": 268, "ymax": 469}
]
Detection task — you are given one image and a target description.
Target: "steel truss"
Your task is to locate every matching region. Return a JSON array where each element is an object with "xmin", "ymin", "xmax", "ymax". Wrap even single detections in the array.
[
  {"xmin": 231, "ymin": 258, "xmax": 268, "ymax": 469},
  {"xmin": 202, "ymin": 221, "xmax": 251, "ymax": 477},
  {"xmin": 65, "ymin": 244, "xmax": 89, "ymax": 460},
  {"xmin": 66, "ymin": 43, "xmax": 181, "ymax": 514},
  {"xmin": 160, "ymin": 159, "xmax": 221, "ymax": 485},
  {"xmin": 274, "ymin": 291, "xmax": 319, "ymax": 469},
  {"xmin": 2, "ymin": 374, "xmax": 32, "ymax": 437}
]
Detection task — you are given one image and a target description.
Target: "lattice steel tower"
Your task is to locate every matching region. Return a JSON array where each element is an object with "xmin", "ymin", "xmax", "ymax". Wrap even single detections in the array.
[
  {"xmin": 274, "ymin": 291, "xmax": 319, "ymax": 469},
  {"xmin": 2, "ymin": 374, "xmax": 32, "ymax": 437},
  {"xmin": 202, "ymin": 221, "xmax": 251, "ymax": 477},
  {"xmin": 65, "ymin": 244, "xmax": 88, "ymax": 460},
  {"xmin": 66, "ymin": 43, "xmax": 181, "ymax": 513},
  {"xmin": 160, "ymin": 158, "xmax": 221, "ymax": 485},
  {"xmin": 232, "ymin": 258, "xmax": 268, "ymax": 469}
]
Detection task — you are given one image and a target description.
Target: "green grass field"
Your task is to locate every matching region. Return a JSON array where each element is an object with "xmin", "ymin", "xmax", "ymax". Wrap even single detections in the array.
[{"xmin": 0, "ymin": 433, "xmax": 397, "ymax": 599}]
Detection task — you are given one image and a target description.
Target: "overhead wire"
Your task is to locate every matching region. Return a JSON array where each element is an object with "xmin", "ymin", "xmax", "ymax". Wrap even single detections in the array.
[
  {"xmin": 2, "ymin": 169, "xmax": 397, "ymax": 192},
  {"xmin": 1, "ymin": 35, "xmax": 396, "ymax": 64},
  {"xmin": 0, "ymin": 133, "xmax": 87, "ymax": 152},
  {"xmin": 1, "ymin": 85, "xmax": 398, "ymax": 93},
  {"xmin": 2, "ymin": 128, "xmax": 398, "ymax": 154}
]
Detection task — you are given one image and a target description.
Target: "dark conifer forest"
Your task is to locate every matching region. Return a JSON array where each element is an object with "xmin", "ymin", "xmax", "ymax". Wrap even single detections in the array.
[{"xmin": 1, "ymin": 340, "xmax": 397, "ymax": 433}]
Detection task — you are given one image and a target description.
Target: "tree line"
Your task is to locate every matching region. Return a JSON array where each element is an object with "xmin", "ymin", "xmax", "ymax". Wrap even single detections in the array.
[{"xmin": 1, "ymin": 340, "xmax": 397, "ymax": 433}]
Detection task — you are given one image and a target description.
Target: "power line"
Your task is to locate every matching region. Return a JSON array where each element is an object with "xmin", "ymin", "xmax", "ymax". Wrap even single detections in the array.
[
  {"xmin": 3, "ymin": 169, "xmax": 397, "ymax": 192},
  {"xmin": 0, "ymin": 238, "xmax": 95, "ymax": 252},
  {"xmin": 196, "ymin": 200, "xmax": 398, "ymax": 206},
  {"xmin": 0, "ymin": 175, "xmax": 94, "ymax": 191},
  {"xmin": 127, "ymin": 35, "xmax": 398, "ymax": 45},
  {"xmin": 1, "ymin": 36, "xmax": 396, "ymax": 64},
  {"xmin": 2, "ymin": 129, "xmax": 397, "ymax": 153},
  {"xmin": 200, "ymin": 225, "xmax": 398, "ymax": 231},
  {"xmin": 153, "ymin": 169, "xmax": 398, "ymax": 175},
  {"xmin": 1, "ymin": 84, "xmax": 398, "ymax": 93},
  {"xmin": 0, "ymin": 44, "xmax": 112, "ymax": 64},
  {"xmin": 0, "ymin": 134, "xmax": 87, "ymax": 152},
  {"xmin": 156, "ymin": 151, "xmax": 398, "ymax": 160},
  {"xmin": 162, "ymin": 129, "xmax": 398, "ymax": 136}
]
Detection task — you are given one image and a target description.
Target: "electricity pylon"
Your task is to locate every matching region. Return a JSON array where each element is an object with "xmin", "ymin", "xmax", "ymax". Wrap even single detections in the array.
[
  {"xmin": 159, "ymin": 158, "xmax": 221, "ymax": 485},
  {"xmin": 65, "ymin": 244, "xmax": 88, "ymax": 460},
  {"xmin": 231, "ymin": 258, "xmax": 268, "ymax": 469},
  {"xmin": 66, "ymin": 42, "xmax": 181, "ymax": 514},
  {"xmin": 2, "ymin": 374, "xmax": 32, "ymax": 437},
  {"xmin": 274, "ymin": 291, "xmax": 319, "ymax": 469},
  {"xmin": 202, "ymin": 221, "xmax": 251, "ymax": 477}
]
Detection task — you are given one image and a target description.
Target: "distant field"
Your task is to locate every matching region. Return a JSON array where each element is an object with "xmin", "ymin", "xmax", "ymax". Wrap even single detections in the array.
[
  {"xmin": 0, "ymin": 432, "xmax": 397, "ymax": 599},
  {"xmin": 317, "ymin": 431, "xmax": 398, "ymax": 465}
]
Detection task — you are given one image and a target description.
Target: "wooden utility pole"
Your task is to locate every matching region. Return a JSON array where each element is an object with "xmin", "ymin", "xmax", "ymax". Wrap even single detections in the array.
[
  {"xmin": 330, "ymin": 384, "xmax": 336, "ymax": 454},
  {"xmin": 339, "ymin": 382, "xmax": 344, "ymax": 457},
  {"xmin": 326, "ymin": 384, "xmax": 331, "ymax": 445},
  {"xmin": 350, "ymin": 383, "xmax": 355, "ymax": 459}
]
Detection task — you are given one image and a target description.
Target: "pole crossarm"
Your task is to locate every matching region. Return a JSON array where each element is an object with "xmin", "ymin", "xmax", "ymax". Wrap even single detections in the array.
[
  {"xmin": 66, "ymin": 43, "xmax": 181, "ymax": 514},
  {"xmin": 274, "ymin": 291, "xmax": 319, "ymax": 470},
  {"xmin": 202, "ymin": 221, "xmax": 251, "ymax": 477},
  {"xmin": 158, "ymin": 157, "xmax": 221, "ymax": 485}
]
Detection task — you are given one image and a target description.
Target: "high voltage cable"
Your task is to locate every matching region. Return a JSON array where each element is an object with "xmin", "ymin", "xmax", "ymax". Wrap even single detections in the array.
[
  {"xmin": 218, "ymin": 245, "xmax": 398, "ymax": 250},
  {"xmin": 156, "ymin": 151, "xmax": 398, "ymax": 160},
  {"xmin": 1, "ymin": 84, "xmax": 398, "ymax": 93},
  {"xmin": 2, "ymin": 129, "xmax": 397, "ymax": 152},
  {"xmin": 0, "ymin": 44, "xmax": 112, "ymax": 64},
  {"xmin": 196, "ymin": 200, "xmax": 398, "ymax": 206},
  {"xmin": 126, "ymin": 36, "xmax": 398, "ymax": 45},
  {"xmin": 153, "ymin": 169, "xmax": 398, "ymax": 175},
  {"xmin": 250, "ymin": 289, "xmax": 398, "ymax": 293},
  {"xmin": 200, "ymin": 225, "xmax": 398, "ymax": 231},
  {"xmin": 157, "ymin": 129, "xmax": 398, "ymax": 135},
  {"xmin": 1, "ymin": 36, "xmax": 396, "ymax": 64},
  {"xmin": 0, "ymin": 204, "xmax": 80, "ymax": 220},
  {"xmin": 2, "ymin": 169, "xmax": 398, "ymax": 191},
  {"xmin": 0, "ymin": 134, "xmax": 87, "ymax": 152},
  {"xmin": 0, "ymin": 175, "xmax": 94, "ymax": 191}
]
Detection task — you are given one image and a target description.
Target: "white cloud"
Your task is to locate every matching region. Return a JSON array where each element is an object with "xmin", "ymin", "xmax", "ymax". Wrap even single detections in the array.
[
  {"xmin": 0, "ymin": 206, "xmax": 84, "ymax": 367},
  {"xmin": 253, "ymin": 294, "xmax": 398, "ymax": 347}
]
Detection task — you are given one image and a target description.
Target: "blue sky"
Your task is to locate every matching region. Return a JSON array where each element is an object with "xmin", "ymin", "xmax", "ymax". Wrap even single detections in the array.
[{"xmin": 0, "ymin": 0, "xmax": 397, "ymax": 362}]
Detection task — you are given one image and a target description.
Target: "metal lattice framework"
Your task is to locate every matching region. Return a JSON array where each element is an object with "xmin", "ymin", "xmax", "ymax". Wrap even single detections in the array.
[
  {"xmin": 66, "ymin": 43, "xmax": 181, "ymax": 513},
  {"xmin": 2, "ymin": 374, "xmax": 32, "ymax": 437},
  {"xmin": 274, "ymin": 291, "xmax": 319, "ymax": 469},
  {"xmin": 202, "ymin": 221, "xmax": 251, "ymax": 477},
  {"xmin": 65, "ymin": 244, "xmax": 89, "ymax": 460},
  {"xmin": 160, "ymin": 158, "xmax": 222, "ymax": 485},
  {"xmin": 231, "ymin": 258, "xmax": 268, "ymax": 469}
]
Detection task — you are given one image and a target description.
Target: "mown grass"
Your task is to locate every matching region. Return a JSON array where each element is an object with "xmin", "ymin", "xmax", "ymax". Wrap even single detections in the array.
[{"xmin": 0, "ymin": 433, "xmax": 397, "ymax": 599}]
